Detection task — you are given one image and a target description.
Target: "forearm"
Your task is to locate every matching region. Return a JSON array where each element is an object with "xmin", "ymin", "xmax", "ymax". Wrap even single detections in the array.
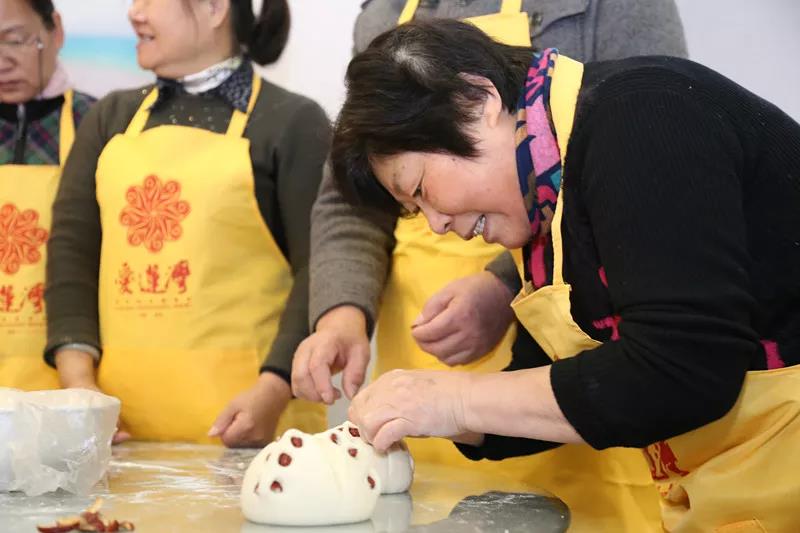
[
  {"xmin": 463, "ymin": 367, "xmax": 585, "ymax": 445},
  {"xmin": 309, "ymin": 164, "xmax": 395, "ymax": 332},
  {"xmin": 261, "ymin": 269, "xmax": 310, "ymax": 381}
]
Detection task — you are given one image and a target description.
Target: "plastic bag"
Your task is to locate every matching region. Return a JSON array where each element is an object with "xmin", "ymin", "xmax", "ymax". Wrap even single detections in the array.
[{"xmin": 0, "ymin": 388, "xmax": 120, "ymax": 496}]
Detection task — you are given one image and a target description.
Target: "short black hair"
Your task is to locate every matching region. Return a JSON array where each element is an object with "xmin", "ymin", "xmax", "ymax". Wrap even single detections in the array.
[
  {"xmin": 29, "ymin": 0, "xmax": 56, "ymax": 30},
  {"xmin": 331, "ymin": 19, "xmax": 533, "ymax": 215}
]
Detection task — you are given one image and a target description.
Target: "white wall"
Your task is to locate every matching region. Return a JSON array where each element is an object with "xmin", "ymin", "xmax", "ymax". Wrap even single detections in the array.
[
  {"xmin": 258, "ymin": 0, "xmax": 362, "ymax": 121},
  {"xmin": 675, "ymin": 0, "xmax": 800, "ymax": 121}
]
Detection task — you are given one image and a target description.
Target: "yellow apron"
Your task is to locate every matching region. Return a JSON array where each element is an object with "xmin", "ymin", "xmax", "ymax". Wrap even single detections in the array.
[
  {"xmin": 382, "ymin": 4, "xmax": 660, "ymax": 531},
  {"xmin": 512, "ymin": 56, "xmax": 800, "ymax": 532},
  {"xmin": 0, "ymin": 91, "xmax": 74, "ymax": 391},
  {"xmin": 94, "ymin": 75, "xmax": 325, "ymax": 442}
]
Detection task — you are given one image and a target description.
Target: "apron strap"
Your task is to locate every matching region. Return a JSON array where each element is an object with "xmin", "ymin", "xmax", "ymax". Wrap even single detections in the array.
[
  {"xmin": 123, "ymin": 71, "xmax": 260, "ymax": 139},
  {"xmin": 59, "ymin": 89, "xmax": 75, "ymax": 166},
  {"xmin": 499, "ymin": 0, "xmax": 523, "ymax": 14},
  {"xmin": 398, "ymin": 0, "xmax": 419, "ymax": 25},
  {"xmin": 225, "ymin": 73, "xmax": 261, "ymax": 138},
  {"xmin": 399, "ymin": 0, "xmax": 522, "ymax": 25},
  {"xmin": 125, "ymin": 88, "xmax": 160, "ymax": 136},
  {"xmin": 549, "ymin": 55, "xmax": 584, "ymax": 286}
]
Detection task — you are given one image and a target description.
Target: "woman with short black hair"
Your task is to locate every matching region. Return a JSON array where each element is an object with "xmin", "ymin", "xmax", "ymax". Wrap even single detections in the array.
[
  {"xmin": 337, "ymin": 19, "xmax": 800, "ymax": 531},
  {"xmin": 0, "ymin": 0, "xmax": 95, "ymax": 390},
  {"xmin": 46, "ymin": 0, "xmax": 329, "ymax": 447}
]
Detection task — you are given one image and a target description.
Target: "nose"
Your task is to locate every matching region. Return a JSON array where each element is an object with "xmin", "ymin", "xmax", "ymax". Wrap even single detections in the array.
[
  {"xmin": 419, "ymin": 204, "xmax": 452, "ymax": 235},
  {"xmin": 128, "ymin": 0, "xmax": 146, "ymax": 22}
]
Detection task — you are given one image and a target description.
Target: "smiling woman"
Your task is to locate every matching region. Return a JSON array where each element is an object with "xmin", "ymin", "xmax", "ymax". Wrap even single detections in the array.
[
  {"xmin": 333, "ymin": 18, "xmax": 800, "ymax": 532},
  {"xmin": 45, "ymin": 0, "xmax": 330, "ymax": 449}
]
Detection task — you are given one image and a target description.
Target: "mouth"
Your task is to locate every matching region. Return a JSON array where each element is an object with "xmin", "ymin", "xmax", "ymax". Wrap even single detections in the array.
[
  {"xmin": 135, "ymin": 31, "xmax": 155, "ymax": 44},
  {"xmin": 472, "ymin": 215, "xmax": 486, "ymax": 238}
]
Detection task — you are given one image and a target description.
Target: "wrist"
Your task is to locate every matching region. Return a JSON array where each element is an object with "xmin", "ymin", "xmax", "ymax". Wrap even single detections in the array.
[
  {"xmin": 257, "ymin": 371, "xmax": 292, "ymax": 403},
  {"xmin": 480, "ymin": 270, "xmax": 514, "ymax": 303},
  {"xmin": 316, "ymin": 305, "xmax": 368, "ymax": 337},
  {"xmin": 55, "ymin": 349, "xmax": 98, "ymax": 389}
]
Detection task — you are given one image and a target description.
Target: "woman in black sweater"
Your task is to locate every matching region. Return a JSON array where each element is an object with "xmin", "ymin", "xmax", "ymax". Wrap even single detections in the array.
[{"xmin": 331, "ymin": 20, "xmax": 800, "ymax": 531}]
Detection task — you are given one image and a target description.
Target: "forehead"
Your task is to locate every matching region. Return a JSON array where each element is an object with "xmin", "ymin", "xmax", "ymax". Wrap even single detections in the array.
[{"xmin": 0, "ymin": 0, "xmax": 40, "ymax": 33}]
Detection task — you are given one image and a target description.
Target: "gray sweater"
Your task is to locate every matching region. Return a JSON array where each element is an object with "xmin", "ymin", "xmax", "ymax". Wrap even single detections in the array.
[{"xmin": 310, "ymin": 0, "xmax": 688, "ymax": 331}]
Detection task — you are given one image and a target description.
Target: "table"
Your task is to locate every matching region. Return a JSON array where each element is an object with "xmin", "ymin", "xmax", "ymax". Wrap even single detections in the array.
[{"xmin": 0, "ymin": 442, "xmax": 569, "ymax": 532}]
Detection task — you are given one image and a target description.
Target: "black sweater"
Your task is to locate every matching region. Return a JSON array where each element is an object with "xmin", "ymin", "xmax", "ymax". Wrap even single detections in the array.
[{"xmin": 460, "ymin": 56, "xmax": 800, "ymax": 458}]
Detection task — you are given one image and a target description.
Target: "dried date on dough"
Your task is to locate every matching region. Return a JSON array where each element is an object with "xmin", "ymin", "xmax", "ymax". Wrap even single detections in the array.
[{"xmin": 336, "ymin": 422, "xmax": 415, "ymax": 495}]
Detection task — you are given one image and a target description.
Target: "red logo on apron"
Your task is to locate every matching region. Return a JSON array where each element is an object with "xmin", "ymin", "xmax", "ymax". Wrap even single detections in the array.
[
  {"xmin": 119, "ymin": 175, "xmax": 190, "ymax": 253},
  {"xmin": 0, "ymin": 203, "xmax": 48, "ymax": 275},
  {"xmin": 645, "ymin": 440, "xmax": 689, "ymax": 481}
]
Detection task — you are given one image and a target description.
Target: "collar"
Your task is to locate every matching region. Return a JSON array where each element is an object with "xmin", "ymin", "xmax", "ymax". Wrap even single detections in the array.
[
  {"xmin": 152, "ymin": 58, "xmax": 253, "ymax": 113},
  {"xmin": 0, "ymin": 95, "xmax": 64, "ymax": 123}
]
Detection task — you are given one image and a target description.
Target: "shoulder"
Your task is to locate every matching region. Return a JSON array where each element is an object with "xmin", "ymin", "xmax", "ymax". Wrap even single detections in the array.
[
  {"xmin": 252, "ymin": 75, "xmax": 329, "ymax": 128},
  {"xmin": 578, "ymin": 57, "xmax": 735, "ymax": 115},
  {"xmin": 74, "ymin": 84, "xmax": 153, "ymax": 143}
]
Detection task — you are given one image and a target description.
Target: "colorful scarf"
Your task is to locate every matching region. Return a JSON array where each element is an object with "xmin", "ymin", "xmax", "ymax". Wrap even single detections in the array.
[{"xmin": 515, "ymin": 48, "xmax": 561, "ymax": 288}]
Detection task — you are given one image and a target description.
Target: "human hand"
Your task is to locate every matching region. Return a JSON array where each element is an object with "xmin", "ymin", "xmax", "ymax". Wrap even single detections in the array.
[
  {"xmin": 208, "ymin": 372, "xmax": 291, "ymax": 448},
  {"xmin": 55, "ymin": 349, "xmax": 131, "ymax": 444},
  {"xmin": 412, "ymin": 272, "xmax": 515, "ymax": 366},
  {"xmin": 291, "ymin": 305, "xmax": 371, "ymax": 404},
  {"xmin": 348, "ymin": 369, "xmax": 472, "ymax": 451}
]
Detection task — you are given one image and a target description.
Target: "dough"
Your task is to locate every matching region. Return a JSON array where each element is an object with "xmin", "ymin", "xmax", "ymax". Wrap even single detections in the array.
[
  {"xmin": 240, "ymin": 423, "xmax": 415, "ymax": 526},
  {"xmin": 240, "ymin": 427, "xmax": 381, "ymax": 526}
]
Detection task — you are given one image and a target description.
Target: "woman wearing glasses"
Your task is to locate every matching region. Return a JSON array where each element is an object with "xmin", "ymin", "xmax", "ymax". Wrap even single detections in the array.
[
  {"xmin": 45, "ymin": 0, "xmax": 330, "ymax": 446},
  {"xmin": 0, "ymin": 0, "xmax": 95, "ymax": 391}
]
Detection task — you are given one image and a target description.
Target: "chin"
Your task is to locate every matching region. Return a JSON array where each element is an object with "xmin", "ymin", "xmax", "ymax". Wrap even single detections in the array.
[{"xmin": 502, "ymin": 229, "xmax": 533, "ymax": 249}]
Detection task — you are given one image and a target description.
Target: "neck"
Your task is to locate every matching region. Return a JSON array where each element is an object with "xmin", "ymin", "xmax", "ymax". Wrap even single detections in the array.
[{"xmin": 156, "ymin": 40, "xmax": 237, "ymax": 79}]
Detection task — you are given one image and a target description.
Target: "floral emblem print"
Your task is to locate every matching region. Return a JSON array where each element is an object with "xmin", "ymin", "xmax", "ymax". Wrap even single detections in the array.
[
  {"xmin": 120, "ymin": 175, "xmax": 191, "ymax": 253},
  {"xmin": 0, "ymin": 203, "xmax": 49, "ymax": 275}
]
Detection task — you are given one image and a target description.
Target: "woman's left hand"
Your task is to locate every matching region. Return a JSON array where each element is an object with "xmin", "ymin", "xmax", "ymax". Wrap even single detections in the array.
[{"xmin": 348, "ymin": 369, "xmax": 472, "ymax": 451}]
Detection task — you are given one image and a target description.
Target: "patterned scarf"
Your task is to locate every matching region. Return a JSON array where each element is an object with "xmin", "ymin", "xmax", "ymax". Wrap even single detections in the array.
[{"xmin": 515, "ymin": 48, "xmax": 561, "ymax": 289}]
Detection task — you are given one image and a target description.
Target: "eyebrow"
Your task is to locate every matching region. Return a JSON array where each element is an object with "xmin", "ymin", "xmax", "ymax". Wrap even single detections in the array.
[{"xmin": 0, "ymin": 25, "xmax": 27, "ymax": 36}]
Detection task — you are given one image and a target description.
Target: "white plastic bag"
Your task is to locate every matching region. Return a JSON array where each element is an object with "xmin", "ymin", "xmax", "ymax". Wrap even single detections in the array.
[{"xmin": 0, "ymin": 388, "xmax": 120, "ymax": 496}]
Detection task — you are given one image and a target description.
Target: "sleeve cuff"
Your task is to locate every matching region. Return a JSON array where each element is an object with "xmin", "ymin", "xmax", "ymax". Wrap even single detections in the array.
[
  {"xmin": 454, "ymin": 434, "xmax": 562, "ymax": 461},
  {"xmin": 550, "ymin": 356, "xmax": 613, "ymax": 449}
]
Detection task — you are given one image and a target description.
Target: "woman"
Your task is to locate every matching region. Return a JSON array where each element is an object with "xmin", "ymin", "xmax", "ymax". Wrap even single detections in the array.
[
  {"xmin": 334, "ymin": 20, "xmax": 800, "ymax": 531},
  {"xmin": 45, "ymin": 0, "xmax": 329, "ymax": 447},
  {"xmin": 0, "ymin": 0, "xmax": 95, "ymax": 391},
  {"xmin": 298, "ymin": 1, "xmax": 685, "ymax": 530}
]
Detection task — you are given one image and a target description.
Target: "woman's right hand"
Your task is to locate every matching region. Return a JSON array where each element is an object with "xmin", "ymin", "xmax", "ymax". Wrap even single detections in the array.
[
  {"xmin": 291, "ymin": 305, "xmax": 372, "ymax": 404},
  {"xmin": 55, "ymin": 349, "xmax": 132, "ymax": 444}
]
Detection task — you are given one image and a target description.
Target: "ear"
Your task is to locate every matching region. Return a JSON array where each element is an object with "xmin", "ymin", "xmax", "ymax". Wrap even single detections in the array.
[
  {"xmin": 50, "ymin": 11, "xmax": 65, "ymax": 53},
  {"xmin": 207, "ymin": 0, "xmax": 232, "ymax": 30},
  {"xmin": 459, "ymin": 73, "xmax": 504, "ymax": 129}
]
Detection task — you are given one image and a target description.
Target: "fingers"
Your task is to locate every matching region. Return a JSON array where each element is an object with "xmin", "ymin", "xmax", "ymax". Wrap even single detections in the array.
[
  {"xmin": 411, "ymin": 306, "xmax": 461, "ymax": 344},
  {"xmin": 113, "ymin": 419, "xmax": 132, "ymax": 445},
  {"xmin": 412, "ymin": 287, "xmax": 454, "ymax": 328},
  {"xmin": 220, "ymin": 413, "xmax": 259, "ymax": 449},
  {"xmin": 342, "ymin": 343, "xmax": 370, "ymax": 399},
  {"xmin": 372, "ymin": 417, "xmax": 415, "ymax": 453},
  {"xmin": 208, "ymin": 402, "xmax": 238, "ymax": 437},
  {"xmin": 112, "ymin": 429, "xmax": 132, "ymax": 445},
  {"xmin": 417, "ymin": 323, "xmax": 473, "ymax": 360},
  {"xmin": 308, "ymin": 345, "xmax": 339, "ymax": 405}
]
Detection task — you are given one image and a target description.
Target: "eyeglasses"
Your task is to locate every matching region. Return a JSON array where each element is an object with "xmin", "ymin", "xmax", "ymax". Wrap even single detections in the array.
[{"xmin": 0, "ymin": 35, "xmax": 44, "ymax": 58}]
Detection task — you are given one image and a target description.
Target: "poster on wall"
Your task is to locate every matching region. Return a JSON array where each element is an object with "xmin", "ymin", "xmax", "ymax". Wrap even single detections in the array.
[{"xmin": 54, "ymin": 0, "xmax": 153, "ymax": 98}]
